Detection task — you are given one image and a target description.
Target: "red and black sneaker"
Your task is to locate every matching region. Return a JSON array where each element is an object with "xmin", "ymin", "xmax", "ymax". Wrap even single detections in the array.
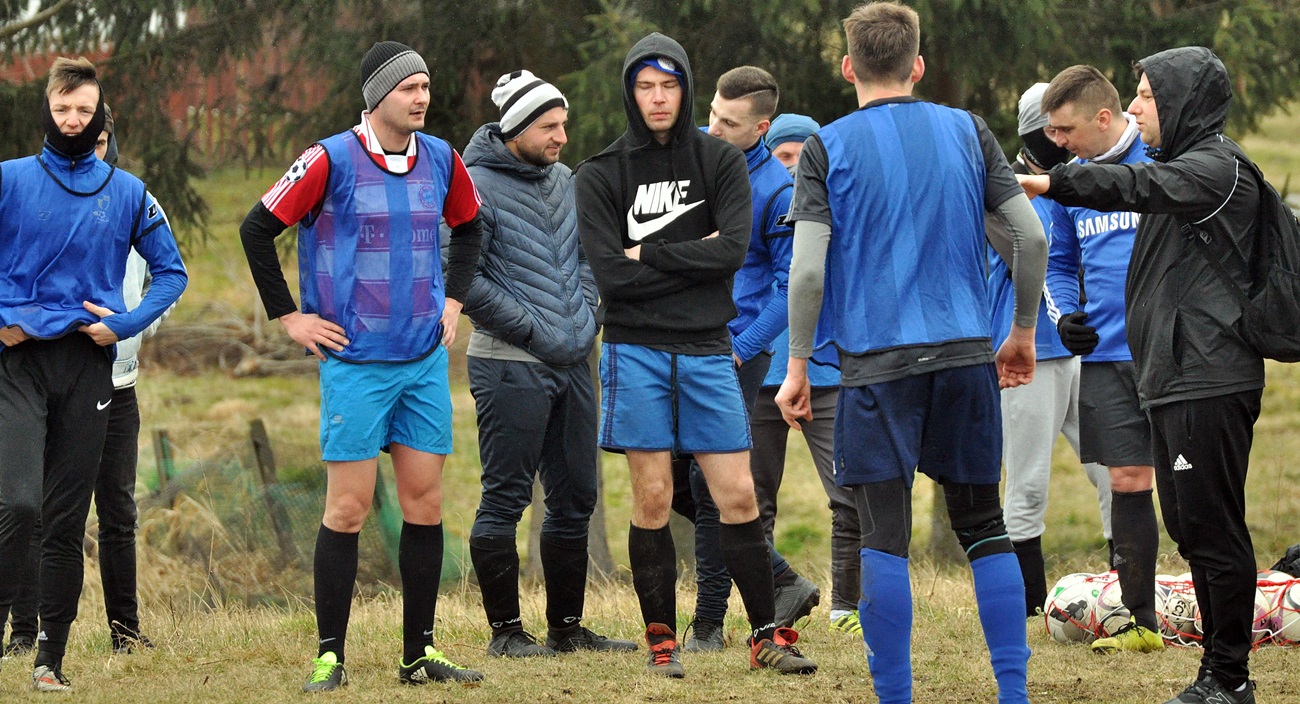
[
  {"xmin": 644, "ymin": 623, "xmax": 685, "ymax": 679},
  {"xmin": 750, "ymin": 627, "xmax": 817, "ymax": 675}
]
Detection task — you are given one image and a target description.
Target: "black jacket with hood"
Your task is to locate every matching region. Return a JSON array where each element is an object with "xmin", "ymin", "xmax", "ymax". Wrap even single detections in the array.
[
  {"xmin": 1045, "ymin": 46, "xmax": 1264, "ymax": 408},
  {"xmin": 575, "ymin": 33, "xmax": 751, "ymax": 349}
]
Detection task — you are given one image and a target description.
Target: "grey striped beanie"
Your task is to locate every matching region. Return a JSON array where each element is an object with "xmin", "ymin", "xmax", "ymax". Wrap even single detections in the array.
[
  {"xmin": 492, "ymin": 70, "xmax": 567, "ymax": 140},
  {"xmin": 361, "ymin": 41, "xmax": 428, "ymax": 111}
]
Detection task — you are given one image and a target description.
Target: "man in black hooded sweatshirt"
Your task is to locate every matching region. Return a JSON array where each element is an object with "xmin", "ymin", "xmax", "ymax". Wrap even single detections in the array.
[
  {"xmin": 576, "ymin": 32, "xmax": 816, "ymax": 678},
  {"xmin": 1020, "ymin": 46, "xmax": 1265, "ymax": 704}
]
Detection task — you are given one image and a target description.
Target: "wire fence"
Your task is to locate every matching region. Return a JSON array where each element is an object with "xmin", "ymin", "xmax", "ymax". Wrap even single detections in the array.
[{"xmin": 131, "ymin": 420, "xmax": 467, "ymax": 607}]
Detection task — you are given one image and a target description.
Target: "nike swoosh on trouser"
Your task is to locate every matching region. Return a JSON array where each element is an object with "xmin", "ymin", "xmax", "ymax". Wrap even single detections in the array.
[{"xmin": 626, "ymin": 200, "xmax": 704, "ymax": 242}]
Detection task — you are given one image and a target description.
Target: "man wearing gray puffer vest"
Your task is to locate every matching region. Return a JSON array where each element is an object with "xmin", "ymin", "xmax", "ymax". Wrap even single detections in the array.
[{"xmin": 456, "ymin": 70, "xmax": 636, "ymax": 659}]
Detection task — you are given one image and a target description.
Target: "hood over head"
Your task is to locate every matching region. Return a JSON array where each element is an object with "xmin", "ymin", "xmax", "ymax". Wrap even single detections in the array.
[
  {"xmin": 620, "ymin": 32, "xmax": 696, "ymax": 147},
  {"xmin": 1138, "ymin": 46, "xmax": 1231, "ymax": 162}
]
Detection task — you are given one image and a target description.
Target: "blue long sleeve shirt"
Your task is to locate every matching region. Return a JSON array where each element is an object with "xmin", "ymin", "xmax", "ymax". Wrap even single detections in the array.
[
  {"xmin": 1043, "ymin": 139, "xmax": 1150, "ymax": 362},
  {"xmin": 728, "ymin": 139, "xmax": 794, "ymax": 362},
  {"xmin": 988, "ymin": 194, "xmax": 1072, "ymax": 360},
  {"xmin": 0, "ymin": 144, "xmax": 186, "ymax": 346}
]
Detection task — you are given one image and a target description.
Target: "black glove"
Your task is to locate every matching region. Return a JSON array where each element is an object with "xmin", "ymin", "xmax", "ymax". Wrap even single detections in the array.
[{"xmin": 1056, "ymin": 311, "xmax": 1099, "ymax": 356}]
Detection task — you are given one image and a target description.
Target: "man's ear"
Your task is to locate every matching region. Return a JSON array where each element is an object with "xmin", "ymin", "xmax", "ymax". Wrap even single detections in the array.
[
  {"xmin": 911, "ymin": 55, "xmax": 925, "ymax": 84},
  {"xmin": 755, "ymin": 118, "xmax": 772, "ymax": 139},
  {"xmin": 1096, "ymin": 107, "xmax": 1112, "ymax": 132},
  {"xmin": 841, "ymin": 55, "xmax": 857, "ymax": 85}
]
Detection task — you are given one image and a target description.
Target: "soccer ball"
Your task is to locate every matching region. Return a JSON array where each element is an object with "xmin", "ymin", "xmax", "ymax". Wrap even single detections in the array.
[
  {"xmin": 1154, "ymin": 575, "xmax": 1176, "ymax": 601},
  {"xmin": 1159, "ymin": 583, "xmax": 1200, "ymax": 645},
  {"xmin": 1273, "ymin": 581, "xmax": 1300, "ymax": 646},
  {"xmin": 1054, "ymin": 572, "xmax": 1093, "ymax": 590},
  {"xmin": 1044, "ymin": 577, "xmax": 1098, "ymax": 644},
  {"xmin": 1253, "ymin": 586, "xmax": 1279, "ymax": 645},
  {"xmin": 1094, "ymin": 578, "xmax": 1132, "ymax": 637},
  {"xmin": 1258, "ymin": 570, "xmax": 1293, "ymax": 585}
]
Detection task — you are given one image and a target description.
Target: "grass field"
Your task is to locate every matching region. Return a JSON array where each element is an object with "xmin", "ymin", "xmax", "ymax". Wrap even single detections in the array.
[{"xmin": 3, "ymin": 112, "xmax": 1299, "ymax": 701}]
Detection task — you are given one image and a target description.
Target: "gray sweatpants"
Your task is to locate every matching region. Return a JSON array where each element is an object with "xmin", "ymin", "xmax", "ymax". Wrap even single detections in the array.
[
  {"xmin": 1001, "ymin": 356, "xmax": 1112, "ymax": 543},
  {"xmin": 750, "ymin": 385, "xmax": 860, "ymax": 613}
]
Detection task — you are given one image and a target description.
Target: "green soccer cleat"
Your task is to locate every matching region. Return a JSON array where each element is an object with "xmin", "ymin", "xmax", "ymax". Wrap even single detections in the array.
[
  {"xmin": 302, "ymin": 652, "xmax": 348, "ymax": 693},
  {"xmin": 1091, "ymin": 618, "xmax": 1164, "ymax": 654},
  {"xmin": 830, "ymin": 611, "xmax": 862, "ymax": 636}
]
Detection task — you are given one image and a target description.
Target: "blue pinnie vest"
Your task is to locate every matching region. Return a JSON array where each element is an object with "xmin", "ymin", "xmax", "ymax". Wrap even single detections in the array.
[
  {"xmin": 815, "ymin": 100, "xmax": 991, "ymax": 355},
  {"xmin": 300, "ymin": 131, "xmax": 452, "ymax": 362},
  {"xmin": 0, "ymin": 147, "xmax": 143, "ymax": 341}
]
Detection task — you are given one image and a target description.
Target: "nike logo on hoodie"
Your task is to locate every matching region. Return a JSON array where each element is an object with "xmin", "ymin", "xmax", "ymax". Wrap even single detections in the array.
[{"xmin": 626, "ymin": 179, "xmax": 703, "ymax": 241}]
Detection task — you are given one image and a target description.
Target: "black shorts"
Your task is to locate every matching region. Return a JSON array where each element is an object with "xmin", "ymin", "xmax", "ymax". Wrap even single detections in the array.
[{"xmin": 1078, "ymin": 361, "xmax": 1152, "ymax": 467}]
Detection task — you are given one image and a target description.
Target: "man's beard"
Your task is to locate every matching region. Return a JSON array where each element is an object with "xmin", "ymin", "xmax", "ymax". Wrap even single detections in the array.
[{"xmin": 516, "ymin": 141, "xmax": 558, "ymax": 168}]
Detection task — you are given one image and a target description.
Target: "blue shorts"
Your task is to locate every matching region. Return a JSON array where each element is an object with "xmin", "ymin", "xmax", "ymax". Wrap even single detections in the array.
[
  {"xmin": 599, "ymin": 343, "xmax": 751, "ymax": 454},
  {"xmin": 318, "ymin": 346, "xmax": 453, "ymax": 461},
  {"xmin": 834, "ymin": 363, "xmax": 1001, "ymax": 488}
]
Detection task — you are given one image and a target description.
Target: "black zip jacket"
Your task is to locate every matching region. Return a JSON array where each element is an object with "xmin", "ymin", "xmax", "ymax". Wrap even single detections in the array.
[
  {"xmin": 575, "ymin": 32, "xmax": 751, "ymax": 348},
  {"xmin": 1045, "ymin": 47, "xmax": 1264, "ymax": 408}
]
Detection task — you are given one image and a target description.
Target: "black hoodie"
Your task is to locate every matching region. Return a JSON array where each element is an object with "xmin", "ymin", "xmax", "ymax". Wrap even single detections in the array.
[
  {"xmin": 575, "ymin": 32, "xmax": 751, "ymax": 350},
  {"xmin": 1045, "ymin": 47, "xmax": 1264, "ymax": 408}
]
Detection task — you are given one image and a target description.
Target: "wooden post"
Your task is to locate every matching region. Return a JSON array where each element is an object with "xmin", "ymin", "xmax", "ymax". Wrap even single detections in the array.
[
  {"xmin": 371, "ymin": 463, "xmax": 401, "ymax": 569},
  {"xmin": 249, "ymin": 419, "xmax": 301, "ymax": 566},
  {"xmin": 586, "ymin": 457, "xmax": 617, "ymax": 580},
  {"xmin": 522, "ymin": 479, "xmax": 545, "ymax": 582},
  {"xmin": 586, "ymin": 345, "xmax": 617, "ymax": 580},
  {"xmin": 152, "ymin": 429, "xmax": 172, "ymax": 493}
]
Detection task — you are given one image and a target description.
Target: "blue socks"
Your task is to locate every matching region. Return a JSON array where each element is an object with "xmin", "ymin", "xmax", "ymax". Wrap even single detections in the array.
[
  {"xmin": 971, "ymin": 552, "xmax": 1031, "ymax": 704},
  {"xmin": 859, "ymin": 548, "xmax": 1031, "ymax": 704},
  {"xmin": 859, "ymin": 548, "xmax": 913, "ymax": 704}
]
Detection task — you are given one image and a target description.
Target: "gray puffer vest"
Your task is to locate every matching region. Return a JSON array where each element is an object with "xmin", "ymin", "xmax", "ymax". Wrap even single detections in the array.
[{"xmin": 459, "ymin": 123, "xmax": 597, "ymax": 366}]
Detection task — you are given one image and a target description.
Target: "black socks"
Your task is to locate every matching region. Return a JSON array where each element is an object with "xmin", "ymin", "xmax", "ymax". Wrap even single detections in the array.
[
  {"xmin": 399, "ymin": 521, "xmax": 443, "ymax": 663},
  {"xmin": 1111, "ymin": 490, "xmax": 1159, "ymax": 630},
  {"xmin": 470, "ymin": 535, "xmax": 523, "ymax": 636},
  {"xmin": 314, "ymin": 525, "xmax": 359, "ymax": 663},
  {"xmin": 541, "ymin": 534, "xmax": 589, "ymax": 632},
  {"xmin": 1012, "ymin": 536, "xmax": 1047, "ymax": 618},
  {"xmin": 720, "ymin": 518, "xmax": 777, "ymax": 643},
  {"xmin": 628, "ymin": 523, "xmax": 677, "ymax": 631}
]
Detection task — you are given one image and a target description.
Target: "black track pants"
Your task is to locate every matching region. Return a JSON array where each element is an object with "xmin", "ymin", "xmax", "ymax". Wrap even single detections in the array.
[
  {"xmin": 0, "ymin": 335, "xmax": 113, "ymax": 654},
  {"xmin": 1149, "ymin": 390, "xmax": 1261, "ymax": 689}
]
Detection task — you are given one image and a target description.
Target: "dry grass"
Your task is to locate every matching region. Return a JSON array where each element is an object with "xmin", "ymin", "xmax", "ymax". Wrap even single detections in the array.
[
  {"xmin": 24, "ymin": 113, "xmax": 1300, "ymax": 700},
  {"xmin": 5, "ymin": 561, "xmax": 1299, "ymax": 703}
]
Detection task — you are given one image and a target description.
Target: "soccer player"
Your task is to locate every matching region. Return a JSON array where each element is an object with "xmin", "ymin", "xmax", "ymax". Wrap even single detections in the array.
[
  {"xmin": 1039, "ymin": 65, "xmax": 1162, "ymax": 654},
  {"xmin": 239, "ymin": 41, "xmax": 484, "ymax": 691},
  {"xmin": 998, "ymin": 82, "xmax": 1113, "ymax": 618},
  {"xmin": 0, "ymin": 58, "xmax": 186, "ymax": 692},
  {"xmin": 4, "ymin": 105, "xmax": 171, "ymax": 660},
  {"xmin": 576, "ymin": 32, "xmax": 817, "ymax": 678},
  {"xmin": 765, "ymin": 113, "xmax": 820, "ymax": 174},
  {"xmin": 1019, "ymin": 46, "xmax": 1267, "ymax": 704},
  {"xmin": 459, "ymin": 70, "xmax": 635, "ymax": 658},
  {"xmin": 672, "ymin": 66, "xmax": 820, "ymax": 654},
  {"xmin": 777, "ymin": 4, "xmax": 1046, "ymax": 702},
  {"xmin": 751, "ymin": 113, "xmax": 864, "ymax": 636}
]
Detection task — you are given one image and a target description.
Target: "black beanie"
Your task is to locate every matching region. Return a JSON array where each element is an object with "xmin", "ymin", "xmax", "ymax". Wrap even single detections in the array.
[{"xmin": 360, "ymin": 41, "xmax": 429, "ymax": 111}]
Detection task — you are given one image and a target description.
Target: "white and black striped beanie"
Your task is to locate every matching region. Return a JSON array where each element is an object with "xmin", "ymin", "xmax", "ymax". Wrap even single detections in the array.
[
  {"xmin": 361, "ymin": 41, "xmax": 428, "ymax": 111},
  {"xmin": 492, "ymin": 70, "xmax": 567, "ymax": 140}
]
